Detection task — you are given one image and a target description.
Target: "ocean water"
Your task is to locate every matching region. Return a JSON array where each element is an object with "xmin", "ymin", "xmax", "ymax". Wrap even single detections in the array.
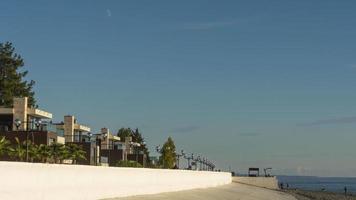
[{"xmin": 277, "ymin": 176, "xmax": 356, "ymax": 194}]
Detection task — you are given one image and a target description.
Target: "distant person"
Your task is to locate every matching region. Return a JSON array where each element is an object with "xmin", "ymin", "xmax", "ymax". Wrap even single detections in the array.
[
  {"xmin": 344, "ymin": 186, "xmax": 347, "ymax": 196},
  {"xmin": 286, "ymin": 183, "xmax": 289, "ymax": 189},
  {"xmin": 280, "ymin": 183, "xmax": 284, "ymax": 190}
]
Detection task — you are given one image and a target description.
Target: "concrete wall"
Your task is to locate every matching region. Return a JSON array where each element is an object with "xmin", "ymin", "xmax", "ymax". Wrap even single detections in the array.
[
  {"xmin": 232, "ymin": 176, "xmax": 279, "ymax": 190},
  {"xmin": 0, "ymin": 162, "xmax": 231, "ymax": 200}
]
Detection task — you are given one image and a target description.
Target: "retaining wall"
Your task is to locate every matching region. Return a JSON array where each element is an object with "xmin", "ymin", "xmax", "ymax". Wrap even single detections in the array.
[
  {"xmin": 232, "ymin": 176, "xmax": 279, "ymax": 190},
  {"xmin": 0, "ymin": 162, "xmax": 231, "ymax": 200}
]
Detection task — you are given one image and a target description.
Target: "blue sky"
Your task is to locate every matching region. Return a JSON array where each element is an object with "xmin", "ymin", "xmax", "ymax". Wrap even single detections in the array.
[{"xmin": 2, "ymin": 0, "xmax": 356, "ymax": 176}]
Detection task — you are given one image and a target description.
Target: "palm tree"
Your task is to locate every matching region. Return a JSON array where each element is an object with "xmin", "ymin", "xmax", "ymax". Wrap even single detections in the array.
[
  {"xmin": 0, "ymin": 136, "xmax": 10, "ymax": 157},
  {"xmin": 8, "ymin": 137, "xmax": 26, "ymax": 161},
  {"xmin": 28, "ymin": 143, "xmax": 40, "ymax": 162},
  {"xmin": 37, "ymin": 144, "xmax": 51, "ymax": 163},
  {"xmin": 66, "ymin": 143, "xmax": 86, "ymax": 164},
  {"xmin": 49, "ymin": 142, "xmax": 65, "ymax": 164},
  {"xmin": 58, "ymin": 145, "xmax": 70, "ymax": 164}
]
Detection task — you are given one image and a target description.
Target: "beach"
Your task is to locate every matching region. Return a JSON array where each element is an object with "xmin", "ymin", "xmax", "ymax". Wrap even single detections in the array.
[{"xmin": 285, "ymin": 189, "xmax": 356, "ymax": 200}]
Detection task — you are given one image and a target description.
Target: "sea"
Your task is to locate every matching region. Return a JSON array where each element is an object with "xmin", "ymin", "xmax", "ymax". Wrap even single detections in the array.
[{"xmin": 277, "ymin": 176, "xmax": 356, "ymax": 194}]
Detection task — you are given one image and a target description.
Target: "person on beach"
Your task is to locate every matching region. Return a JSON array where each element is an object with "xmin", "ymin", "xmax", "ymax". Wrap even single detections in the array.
[
  {"xmin": 280, "ymin": 183, "xmax": 284, "ymax": 190},
  {"xmin": 344, "ymin": 186, "xmax": 347, "ymax": 196}
]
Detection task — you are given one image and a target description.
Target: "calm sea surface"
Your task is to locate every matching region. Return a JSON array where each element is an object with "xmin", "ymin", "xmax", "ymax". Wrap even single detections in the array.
[{"xmin": 277, "ymin": 176, "xmax": 356, "ymax": 194}]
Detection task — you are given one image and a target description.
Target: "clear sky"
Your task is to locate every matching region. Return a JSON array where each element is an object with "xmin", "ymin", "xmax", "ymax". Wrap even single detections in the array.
[{"xmin": 1, "ymin": 0, "xmax": 356, "ymax": 176}]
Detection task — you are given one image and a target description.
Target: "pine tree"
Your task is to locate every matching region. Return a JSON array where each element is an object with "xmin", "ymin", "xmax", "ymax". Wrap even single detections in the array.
[
  {"xmin": 117, "ymin": 128, "xmax": 133, "ymax": 142},
  {"xmin": 0, "ymin": 42, "xmax": 36, "ymax": 107},
  {"xmin": 160, "ymin": 137, "xmax": 177, "ymax": 169}
]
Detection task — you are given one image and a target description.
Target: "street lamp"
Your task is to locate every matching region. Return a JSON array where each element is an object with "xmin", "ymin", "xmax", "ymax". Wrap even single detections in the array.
[
  {"xmin": 130, "ymin": 141, "xmax": 141, "ymax": 167},
  {"xmin": 175, "ymin": 150, "xmax": 184, "ymax": 169},
  {"xmin": 87, "ymin": 132, "xmax": 92, "ymax": 141},
  {"xmin": 184, "ymin": 153, "xmax": 194, "ymax": 170},
  {"xmin": 35, "ymin": 119, "xmax": 42, "ymax": 130},
  {"xmin": 14, "ymin": 119, "xmax": 21, "ymax": 130},
  {"xmin": 102, "ymin": 132, "xmax": 111, "ymax": 165},
  {"xmin": 156, "ymin": 145, "xmax": 165, "ymax": 168},
  {"xmin": 196, "ymin": 156, "xmax": 202, "ymax": 170}
]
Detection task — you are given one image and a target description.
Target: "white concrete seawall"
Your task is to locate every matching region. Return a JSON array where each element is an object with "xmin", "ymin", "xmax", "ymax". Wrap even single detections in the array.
[
  {"xmin": 0, "ymin": 162, "xmax": 231, "ymax": 200},
  {"xmin": 232, "ymin": 176, "xmax": 279, "ymax": 190}
]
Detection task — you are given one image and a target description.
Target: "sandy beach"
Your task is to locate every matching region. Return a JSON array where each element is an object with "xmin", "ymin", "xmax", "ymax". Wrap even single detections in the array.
[{"xmin": 285, "ymin": 189, "xmax": 356, "ymax": 200}]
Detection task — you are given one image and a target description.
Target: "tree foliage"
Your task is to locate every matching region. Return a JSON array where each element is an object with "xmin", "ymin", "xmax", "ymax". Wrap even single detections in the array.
[
  {"xmin": 65, "ymin": 143, "xmax": 86, "ymax": 164},
  {"xmin": 0, "ymin": 136, "xmax": 10, "ymax": 156},
  {"xmin": 117, "ymin": 128, "xmax": 133, "ymax": 142},
  {"xmin": 0, "ymin": 137, "xmax": 86, "ymax": 164},
  {"xmin": 8, "ymin": 137, "xmax": 26, "ymax": 161},
  {"xmin": 0, "ymin": 42, "xmax": 36, "ymax": 107},
  {"xmin": 115, "ymin": 160, "xmax": 142, "ymax": 168},
  {"xmin": 159, "ymin": 137, "xmax": 177, "ymax": 169},
  {"xmin": 117, "ymin": 127, "xmax": 151, "ymax": 164}
]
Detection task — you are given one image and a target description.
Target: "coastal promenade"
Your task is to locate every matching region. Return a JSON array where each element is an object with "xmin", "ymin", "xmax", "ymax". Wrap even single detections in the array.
[
  {"xmin": 0, "ymin": 161, "xmax": 231, "ymax": 200},
  {"xmin": 109, "ymin": 182, "xmax": 297, "ymax": 200}
]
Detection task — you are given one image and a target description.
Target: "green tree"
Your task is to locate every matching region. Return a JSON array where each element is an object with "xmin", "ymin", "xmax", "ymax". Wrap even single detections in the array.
[
  {"xmin": 0, "ymin": 42, "xmax": 36, "ymax": 107},
  {"xmin": 66, "ymin": 143, "xmax": 86, "ymax": 164},
  {"xmin": 28, "ymin": 142, "xmax": 40, "ymax": 162},
  {"xmin": 37, "ymin": 144, "xmax": 51, "ymax": 163},
  {"xmin": 117, "ymin": 128, "xmax": 133, "ymax": 142},
  {"xmin": 159, "ymin": 137, "xmax": 177, "ymax": 169},
  {"xmin": 49, "ymin": 142, "xmax": 66, "ymax": 164},
  {"xmin": 117, "ymin": 127, "xmax": 151, "ymax": 167},
  {"xmin": 132, "ymin": 128, "xmax": 144, "ymax": 143},
  {"xmin": 8, "ymin": 137, "xmax": 26, "ymax": 161},
  {"xmin": 0, "ymin": 136, "xmax": 10, "ymax": 157}
]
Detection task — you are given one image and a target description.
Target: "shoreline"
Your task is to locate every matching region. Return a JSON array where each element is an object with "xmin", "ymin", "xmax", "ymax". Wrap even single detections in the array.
[{"xmin": 284, "ymin": 189, "xmax": 356, "ymax": 200}]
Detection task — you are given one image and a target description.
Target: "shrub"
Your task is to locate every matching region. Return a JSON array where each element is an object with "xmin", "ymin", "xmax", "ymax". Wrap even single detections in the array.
[{"xmin": 115, "ymin": 160, "xmax": 142, "ymax": 168}]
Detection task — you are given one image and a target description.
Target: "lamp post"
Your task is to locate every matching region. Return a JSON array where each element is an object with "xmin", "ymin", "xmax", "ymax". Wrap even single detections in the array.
[
  {"xmin": 184, "ymin": 153, "xmax": 194, "ymax": 170},
  {"xmin": 130, "ymin": 142, "xmax": 141, "ymax": 167},
  {"xmin": 14, "ymin": 119, "xmax": 31, "ymax": 162},
  {"xmin": 87, "ymin": 132, "xmax": 95, "ymax": 165},
  {"xmin": 14, "ymin": 119, "xmax": 21, "ymax": 130},
  {"xmin": 176, "ymin": 150, "xmax": 184, "ymax": 169},
  {"xmin": 156, "ymin": 145, "xmax": 163, "ymax": 167},
  {"xmin": 141, "ymin": 141, "xmax": 146, "ymax": 167},
  {"xmin": 35, "ymin": 119, "xmax": 42, "ymax": 131},
  {"xmin": 87, "ymin": 132, "xmax": 92, "ymax": 141},
  {"xmin": 203, "ymin": 158, "xmax": 207, "ymax": 171},
  {"xmin": 102, "ymin": 132, "xmax": 110, "ymax": 165},
  {"xmin": 197, "ymin": 156, "xmax": 202, "ymax": 170}
]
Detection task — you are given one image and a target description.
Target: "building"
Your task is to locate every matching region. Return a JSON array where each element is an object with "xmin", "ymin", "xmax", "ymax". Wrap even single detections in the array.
[
  {"xmin": 0, "ymin": 97, "xmax": 146, "ymax": 167},
  {"xmin": 0, "ymin": 97, "xmax": 62, "ymax": 145},
  {"xmin": 97, "ymin": 128, "xmax": 123, "ymax": 166},
  {"xmin": 96, "ymin": 128, "xmax": 146, "ymax": 167},
  {"xmin": 54, "ymin": 115, "xmax": 91, "ymax": 143},
  {"xmin": 0, "ymin": 97, "xmax": 52, "ymax": 131}
]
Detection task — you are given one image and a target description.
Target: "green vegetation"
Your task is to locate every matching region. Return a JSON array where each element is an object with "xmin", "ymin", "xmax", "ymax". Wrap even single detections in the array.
[
  {"xmin": 117, "ymin": 127, "xmax": 151, "ymax": 165},
  {"xmin": 115, "ymin": 160, "xmax": 143, "ymax": 168},
  {"xmin": 0, "ymin": 136, "xmax": 86, "ymax": 164},
  {"xmin": 117, "ymin": 128, "xmax": 133, "ymax": 142},
  {"xmin": 65, "ymin": 143, "xmax": 86, "ymax": 164},
  {"xmin": 8, "ymin": 137, "xmax": 27, "ymax": 161},
  {"xmin": 159, "ymin": 137, "xmax": 177, "ymax": 169},
  {"xmin": 0, "ymin": 136, "xmax": 11, "ymax": 157},
  {"xmin": 0, "ymin": 42, "xmax": 36, "ymax": 107}
]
